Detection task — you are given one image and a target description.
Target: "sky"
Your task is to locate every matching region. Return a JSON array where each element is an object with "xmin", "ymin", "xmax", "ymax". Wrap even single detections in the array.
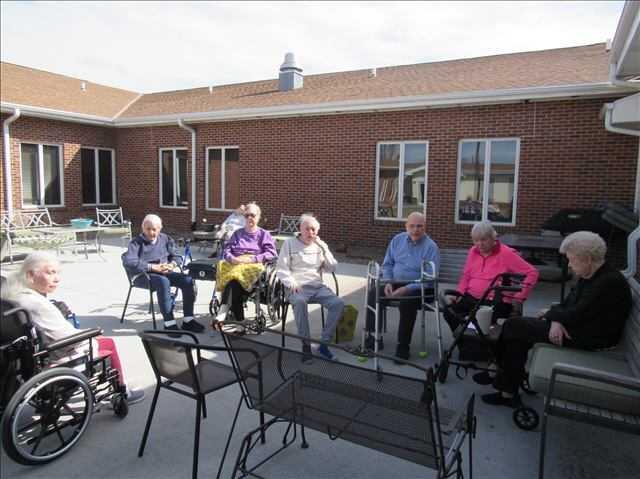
[{"xmin": 0, "ymin": 1, "xmax": 627, "ymax": 94}]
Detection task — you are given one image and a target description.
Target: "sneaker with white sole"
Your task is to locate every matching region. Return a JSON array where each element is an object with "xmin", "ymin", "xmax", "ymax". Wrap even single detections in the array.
[
  {"xmin": 126, "ymin": 388, "xmax": 146, "ymax": 405},
  {"xmin": 182, "ymin": 319, "xmax": 205, "ymax": 333}
]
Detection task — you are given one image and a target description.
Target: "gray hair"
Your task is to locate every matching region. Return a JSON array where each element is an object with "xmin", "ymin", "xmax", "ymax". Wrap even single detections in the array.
[
  {"xmin": 406, "ymin": 212, "xmax": 425, "ymax": 223},
  {"xmin": 245, "ymin": 202, "xmax": 261, "ymax": 218},
  {"xmin": 299, "ymin": 214, "xmax": 320, "ymax": 231},
  {"xmin": 142, "ymin": 214, "xmax": 162, "ymax": 228},
  {"xmin": 559, "ymin": 231, "xmax": 607, "ymax": 263},
  {"xmin": 471, "ymin": 221, "xmax": 497, "ymax": 240},
  {"xmin": 2, "ymin": 251, "xmax": 60, "ymax": 297}
]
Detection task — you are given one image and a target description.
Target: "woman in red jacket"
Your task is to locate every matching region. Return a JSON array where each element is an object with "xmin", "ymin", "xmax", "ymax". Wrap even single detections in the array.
[{"xmin": 443, "ymin": 221, "xmax": 539, "ymax": 335}]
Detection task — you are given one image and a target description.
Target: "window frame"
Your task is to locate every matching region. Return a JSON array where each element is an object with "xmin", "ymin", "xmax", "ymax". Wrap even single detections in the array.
[
  {"xmin": 205, "ymin": 145, "xmax": 240, "ymax": 212},
  {"xmin": 454, "ymin": 137, "xmax": 521, "ymax": 226},
  {"xmin": 18, "ymin": 142, "xmax": 65, "ymax": 208},
  {"xmin": 158, "ymin": 147, "xmax": 189, "ymax": 209},
  {"xmin": 374, "ymin": 140, "xmax": 430, "ymax": 222},
  {"xmin": 80, "ymin": 146, "xmax": 117, "ymax": 206}
]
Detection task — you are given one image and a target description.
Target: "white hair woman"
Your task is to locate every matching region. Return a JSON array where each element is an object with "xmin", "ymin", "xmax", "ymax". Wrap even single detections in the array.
[
  {"xmin": 2, "ymin": 252, "xmax": 144, "ymax": 404},
  {"xmin": 479, "ymin": 231, "xmax": 631, "ymax": 408},
  {"xmin": 443, "ymin": 220, "xmax": 539, "ymax": 343},
  {"xmin": 275, "ymin": 214, "xmax": 343, "ymax": 361},
  {"xmin": 215, "ymin": 202, "xmax": 278, "ymax": 325}
]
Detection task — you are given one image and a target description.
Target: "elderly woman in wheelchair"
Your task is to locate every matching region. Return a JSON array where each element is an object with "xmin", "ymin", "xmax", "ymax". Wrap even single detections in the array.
[
  {"xmin": 212, "ymin": 202, "xmax": 278, "ymax": 332},
  {"xmin": 1, "ymin": 252, "xmax": 143, "ymax": 464}
]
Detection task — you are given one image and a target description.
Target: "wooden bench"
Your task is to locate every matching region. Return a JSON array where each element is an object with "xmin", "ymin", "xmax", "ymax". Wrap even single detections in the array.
[
  {"xmin": 271, "ymin": 214, "xmax": 301, "ymax": 249},
  {"xmin": 526, "ymin": 227, "xmax": 640, "ymax": 478},
  {"xmin": 220, "ymin": 328, "xmax": 476, "ymax": 479},
  {"xmin": 438, "ymin": 248, "xmax": 468, "ymax": 285},
  {"xmin": 0, "ymin": 209, "xmax": 73, "ymax": 263}
]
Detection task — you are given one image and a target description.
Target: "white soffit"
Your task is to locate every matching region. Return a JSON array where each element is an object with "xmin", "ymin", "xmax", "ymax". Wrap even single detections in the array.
[{"xmin": 611, "ymin": 92, "xmax": 640, "ymax": 130}]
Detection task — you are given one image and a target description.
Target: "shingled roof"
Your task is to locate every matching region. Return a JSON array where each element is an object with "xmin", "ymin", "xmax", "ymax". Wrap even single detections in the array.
[
  {"xmin": 0, "ymin": 43, "xmax": 615, "ymax": 124},
  {"xmin": 1, "ymin": 62, "xmax": 139, "ymax": 118}
]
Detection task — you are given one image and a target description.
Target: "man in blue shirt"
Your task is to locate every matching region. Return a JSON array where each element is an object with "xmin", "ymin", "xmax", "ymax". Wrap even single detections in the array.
[
  {"xmin": 366, "ymin": 212, "xmax": 440, "ymax": 361},
  {"xmin": 122, "ymin": 214, "xmax": 204, "ymax": 333}
]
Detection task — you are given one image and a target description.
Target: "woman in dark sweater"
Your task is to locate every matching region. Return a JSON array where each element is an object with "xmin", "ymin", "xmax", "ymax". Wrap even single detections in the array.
[{"xmin": 477, "ymin": 231, "xmax": 632, "ymax": 407}]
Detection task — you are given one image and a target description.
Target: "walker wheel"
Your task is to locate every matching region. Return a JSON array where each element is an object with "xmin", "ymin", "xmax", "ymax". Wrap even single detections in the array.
[
  {"xmin": 357, "ymin": 356, "xmax": 368, "ymax": 363},
  {"xmin": 111, "ymin": 393, "xmax": 129, "ymax": 418},
  {"xmin": 418, "ymin": 351, "xmax": 428, "ymax": 359},
  {"xmin": 513, "ymin": 406, "xmax": 539, "ymax": 431}
]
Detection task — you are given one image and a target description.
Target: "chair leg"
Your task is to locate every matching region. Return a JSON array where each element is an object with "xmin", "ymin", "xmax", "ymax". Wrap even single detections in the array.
[
  {"xmin": 121, "ymin": 286, "xmax": 134, "ymax": 324},
  {"xmin": 138, "ymin": 384, "xmax": 161, "ymax": 457},
  {"xmin": 150, "ymin": 290, "xmax": 157, "ymax": 329},
  {"xmin": 538, "ymin": 411, "xmax": 549, "ymax": 479},
  {"xmin": 202, "ymin": 398, "xmax": 207, "ymax": 419},
  {"xmin": 216, "ymin": 396, "xmax": 243, "ymax": 479},
  {"xmin": 193, "ymin": 397, "xmax": 202, "ymax": 479}
]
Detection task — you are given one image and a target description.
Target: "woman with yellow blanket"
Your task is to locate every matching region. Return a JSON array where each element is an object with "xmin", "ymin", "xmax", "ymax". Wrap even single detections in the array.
[{"xmin": 215, "ymin": 203, "xmax": 277, "ymax": 324}]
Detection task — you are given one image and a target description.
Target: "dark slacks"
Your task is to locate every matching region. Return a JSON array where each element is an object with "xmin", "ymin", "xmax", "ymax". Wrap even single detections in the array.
[
  {"xmin": 221, "ymin": 280, "xmax": 249, "ymax": 321},
  {"xmin": 493, "ymin": 317, "xmax": 553, "ymax": 394},
  {"xmin": 442, "ymin": 293, "xmax": 513, "ymax": 334},
  {"xmin": 134, "ymin": 272, "xmax": 195, "ymax": 323}
]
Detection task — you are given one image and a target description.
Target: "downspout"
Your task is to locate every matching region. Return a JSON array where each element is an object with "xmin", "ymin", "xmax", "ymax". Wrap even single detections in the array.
[
  {"xmin": 2, "ymin": 108, "xmax": 21, "ymax": 216},
  {"xmin": 177, "ymin": 118, "xmax": 197, "ymax": 227}
]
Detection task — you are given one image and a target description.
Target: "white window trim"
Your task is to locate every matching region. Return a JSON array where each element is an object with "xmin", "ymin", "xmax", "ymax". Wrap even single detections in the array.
[
  {"xmin": 159, "ymin": 147, "xmax": 189, "ymax": 209},
  {"xmin": 18, "ymin": 142, "xmax": 65, "ymax": 208},
  {"xmin": 205, "ymin": 145, "xmax": 239, "ymax": 212},
  {"xmin": 454, "ymin": 137, "xmax": 520, "ymax": 226},
  {"xmin": 374, "ymin": 140, "xmax": 429, "ymax": 222},
  {"xmin": 80, "ymin": 146, "xmax": 117, "ymax": 206}
]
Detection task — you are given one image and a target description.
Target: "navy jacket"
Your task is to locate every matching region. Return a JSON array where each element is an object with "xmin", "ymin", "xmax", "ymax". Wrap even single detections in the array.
[{"xmin": 122, "ymin": 233, "xmax": 179, "ymax": 275}]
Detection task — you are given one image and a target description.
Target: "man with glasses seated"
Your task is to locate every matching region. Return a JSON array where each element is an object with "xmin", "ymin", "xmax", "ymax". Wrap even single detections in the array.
[
  {"xmin": 214, "ymin": 202, "xmax": 278, "ymax": 326},
  {"xmin": 365, "ymin": 212, "xmax": 440, "ymax": 362},
  {"xmin": 123, "ymin": 214, "xmax": 205, "ymax": 333}
]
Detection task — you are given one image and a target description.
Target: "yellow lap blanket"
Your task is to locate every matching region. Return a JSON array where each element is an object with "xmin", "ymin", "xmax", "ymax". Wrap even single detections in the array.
[{"xmin": 216, "ymin": 256, "xmax": 265, "ymax": 292}]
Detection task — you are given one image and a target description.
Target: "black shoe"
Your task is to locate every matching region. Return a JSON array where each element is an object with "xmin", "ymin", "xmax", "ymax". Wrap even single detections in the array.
[
  {"xmin": 301, "ymin": 345, "xmax": 313, "ymax": 364},
  {"xmin": 472, "ymin": 371, "xmax": 494, "ymax": 386},
  {"xmin": 393, "ymin": 348, "xmax": 410, "ymax": 365},
  {"xmin": 164, "ymin": 323, "xmax": 181, "ymax": 338},
  {"xmin": 481, "ymin": 392, "xmax": 520, "ymax": 408},
  {"xmin": 182, "ymin": 320, "xmax": 205, "ymax": 333}
]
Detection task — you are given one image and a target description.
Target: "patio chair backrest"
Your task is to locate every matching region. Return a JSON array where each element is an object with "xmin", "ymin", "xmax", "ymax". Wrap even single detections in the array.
[
  {"xmin": 96, "ymin": 207, "xmax": 127, "ymax": 227},
  {"xmin": 140, "ymin": 333, "xmax": 201, "ymax": 392},
  {"xmin": 15, "ymin": 208, "xmax": 54, "ymax": 229},
  {"xmin": 277, "ymin": 214, "xmax": 301, "ymax": 235},
  {"xmin": 1, "ymin": 211, "xmax": 24, "ymax": 232}
]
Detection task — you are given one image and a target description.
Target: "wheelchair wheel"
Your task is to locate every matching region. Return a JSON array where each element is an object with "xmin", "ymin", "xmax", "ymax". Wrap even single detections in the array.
[
  {"xmin": 513, "ymin": 406, "xmax": 539, "ymax": 431},
  {"xmin": 1, "ymin": 367, "xmax": 93, "ymax": 465},
  {"xmin": 111, "ymin": 393, "xmax": 129, "ymax": 419},
  {"xmin": 267, "ymin": 276, "xmax": 284, "ymax": 324}
]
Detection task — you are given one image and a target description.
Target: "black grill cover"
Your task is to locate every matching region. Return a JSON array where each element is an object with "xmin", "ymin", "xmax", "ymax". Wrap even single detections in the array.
[{"xmin": 542, "ymin": 208, "xmax": 610, "ymax": 237}]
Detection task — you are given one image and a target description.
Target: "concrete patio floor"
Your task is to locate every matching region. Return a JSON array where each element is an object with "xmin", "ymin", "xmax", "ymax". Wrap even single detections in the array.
[{"xmin": 1, "ymin": 240, "xmax": 638, "ymax": 479}]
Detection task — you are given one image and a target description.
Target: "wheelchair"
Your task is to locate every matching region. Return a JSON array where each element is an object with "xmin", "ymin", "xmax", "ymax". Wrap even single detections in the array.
[{"xmin": 0, "ymin": 299, "xmax": 128, "ymax": 465}]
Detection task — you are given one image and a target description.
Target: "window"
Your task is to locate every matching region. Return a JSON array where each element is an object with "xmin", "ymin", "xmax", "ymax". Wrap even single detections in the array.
[
  {"xmin": 456, "ymin": 138, "xmax": 520, "ymax": 225},
  {"xmin": 20, "ymin": 143, "xmax": 64, "ymax": 207},
  {"xmin": 81, "ymin": 147, "xmax": 115, "ymax": 205},
  {"xmin": 206, "ymin": 146, "xmax": 240, "ymax": 211},
  {"xmin": 159, "ymin": 148, "xmax": 189, "ymax": 208},
  {"xmin": 375, "ymin": 141, "xmax": 428, "ymax": 220}
]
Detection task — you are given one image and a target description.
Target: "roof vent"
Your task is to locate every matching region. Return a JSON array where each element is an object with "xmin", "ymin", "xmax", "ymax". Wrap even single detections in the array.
[
  {"xmin": 605, "ymin": 38, "xmax": 612, "ymax": 51},
  {"xmin": 208, "ymin": 85, "xmax": 213, "ymax": 94},
  {"xmin": 80, "ymin": 81, "xmax": 87, "ymax": 91},
  {"xmin": 279, "ymin": 52, "xmax": 303, "ymax": 91},
  {"xmin": 368, "ymin": 68, "xmax": 377, "ymax": 78}
]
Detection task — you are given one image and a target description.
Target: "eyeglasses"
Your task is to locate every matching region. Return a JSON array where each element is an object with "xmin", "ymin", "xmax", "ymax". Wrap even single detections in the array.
[{"xmin": 244, "ymin": 213, "xmax": 257, "ymax": 218}]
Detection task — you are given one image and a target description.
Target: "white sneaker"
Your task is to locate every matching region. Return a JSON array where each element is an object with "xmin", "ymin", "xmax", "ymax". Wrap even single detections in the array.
[{"xmin": 125, "ymin": 387, "xmax": 146, "ymax": 405}]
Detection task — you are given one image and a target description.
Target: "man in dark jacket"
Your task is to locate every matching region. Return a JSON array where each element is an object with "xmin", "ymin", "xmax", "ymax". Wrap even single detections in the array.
[
  {"xmin": 122, "ymin": 214, "xmax": 204, "ymax": 333},
  {"xmin": 475, "ymin": 231, "xmax": 632, "ymax": 407}
]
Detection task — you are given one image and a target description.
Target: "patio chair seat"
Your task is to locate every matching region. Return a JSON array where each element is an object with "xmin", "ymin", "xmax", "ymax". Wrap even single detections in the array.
[{"xmin": 173, "ymin": 359, "xmax": 239, "ymax": 394}]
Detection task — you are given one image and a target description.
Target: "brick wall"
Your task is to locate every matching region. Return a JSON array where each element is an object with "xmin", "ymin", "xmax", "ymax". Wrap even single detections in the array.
[
  {"xmin": 115, "ymin": 98, "xmax": 638, "ymax": 253},
  {"xmin": 3, "ymin": 97, "xmax": 638, "ymax": 258},
  {"xmin": 1, "ymin": 114, "xmax": 115, "ymax": 223}
]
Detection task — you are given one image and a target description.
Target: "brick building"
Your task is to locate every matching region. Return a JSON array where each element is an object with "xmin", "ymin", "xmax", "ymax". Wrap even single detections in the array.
[{"xmin": 1, "ymin": 43, "xmax": 638, "ymax": 255}]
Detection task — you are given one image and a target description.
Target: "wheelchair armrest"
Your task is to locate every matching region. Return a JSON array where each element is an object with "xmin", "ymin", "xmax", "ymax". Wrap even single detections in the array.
[{"xmin": 41, "ymin": 327, "xmax": 103, "ymax": 354}]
